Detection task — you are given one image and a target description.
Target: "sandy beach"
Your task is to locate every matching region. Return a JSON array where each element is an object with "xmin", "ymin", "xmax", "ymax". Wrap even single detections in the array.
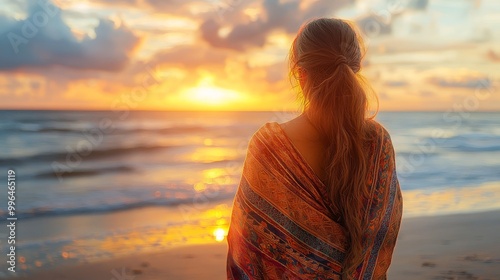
[
  {"xmin": 7, "ymin": 210, "xmax": 500, "ymax": 280},
  {"xmin": 389, "ymin": 210, "xmax": 500, "ymax": 280}
]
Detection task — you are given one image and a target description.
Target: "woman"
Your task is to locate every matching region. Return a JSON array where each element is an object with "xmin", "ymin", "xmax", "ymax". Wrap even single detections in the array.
[{"xmin": 227, "ymin": 18, "xmax": 402, "ymax": 280}]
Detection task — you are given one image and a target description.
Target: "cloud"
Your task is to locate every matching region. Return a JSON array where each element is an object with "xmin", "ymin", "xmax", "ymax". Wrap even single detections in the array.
[
  {"xmin": 144, "ymin": 0, "xmax": 200, "ymax": 9},
  {"xmin": 0, "ymin": 1, "xmax": 140, "ymax": 72},
  {"xmin": 419, "ymin": 90, "xmax": 435, "ymax": 97},
  {"xmin": 151, "ymin": 45, "xmax": 228, "ymax": 68},
  {"xmin": 408, "ymin": 0, "xmax": 429, "ymax": 10},
  {"xmin": 356, "ymin": 15, "xmax": 392, "ymax": 37},
  {"xmin": 200, "ymin": 0, "xmax": 353, "ymax": 51},
  {"xmin": 90, "ymin": 0, "xmax": 138, "ymax": 5},
  {"xmin": 384, "ymin": 80, "xmax": 409, "ymax": 87},
  {"xmin": 378, "ymin": 91, "xmax": 391, "ymax": 100},
  {"xmin": 265, "ymin": 61, "xmax": 287, "ymax": 84},
  {"xmin": 428, "ymin": 76, "xmax": 492, "ymax": 89},
  {"xmin": 487, "ymin": 49, "xmax": 500, "ymax": 62},
  {"xmin": 91, "ymin": 0, "xmax": 203, "ymax": 14}
]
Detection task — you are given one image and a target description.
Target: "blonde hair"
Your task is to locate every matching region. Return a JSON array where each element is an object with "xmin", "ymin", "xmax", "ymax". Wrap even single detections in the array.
[{"xmin": 289, "ymin": 18, "xmax": 377, "ymax": 279}]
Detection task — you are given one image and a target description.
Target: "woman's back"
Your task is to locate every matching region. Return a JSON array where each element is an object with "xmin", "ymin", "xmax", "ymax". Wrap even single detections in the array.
[
  {"xmin": 279, "ymin": 114, "xmax": 326, "ymax": 181},
  {"xmin": 227, "ymin": 121, "xmax": 402, "ymax": 279},
  {"xmin": 227, "ymin": 17, "xmax": 403, "ymax": 280}
]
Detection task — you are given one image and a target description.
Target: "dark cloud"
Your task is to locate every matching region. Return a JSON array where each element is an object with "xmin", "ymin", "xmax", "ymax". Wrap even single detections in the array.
[
  {"xmin": 200, "ymin": 0, "xmax": 353, "ymax": 51},
  {"xmin": 0, "ymin": 1, "xmax": 140, "ymax": 72}
]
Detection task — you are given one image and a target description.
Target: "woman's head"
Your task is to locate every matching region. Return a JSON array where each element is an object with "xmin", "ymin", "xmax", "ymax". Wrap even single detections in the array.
[
  {"xmin": 291, "ymin": 18, "xmax": 362, "ymax": 78},
  {"xmin": 290, "ymin": 18, "xmax": 366, "ymax": 107},
  {"xmin": 289, "ymin": 18, "xmax": 375, "ymax": 279}
]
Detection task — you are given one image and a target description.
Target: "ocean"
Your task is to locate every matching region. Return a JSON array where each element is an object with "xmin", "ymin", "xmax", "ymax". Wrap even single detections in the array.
[{"xmin": 1, "ymin": 110, "xmax": 500, "ymax": 276}]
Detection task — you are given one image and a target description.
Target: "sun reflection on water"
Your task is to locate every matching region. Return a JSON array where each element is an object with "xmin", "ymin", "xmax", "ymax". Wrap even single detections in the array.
[
  {"xmin": 213, "ymin": 228, "xmax": 227, "ymax": 242},
  {"xmin": 190, "ymin": 147, "xmax": 238, "ymax": 163}
]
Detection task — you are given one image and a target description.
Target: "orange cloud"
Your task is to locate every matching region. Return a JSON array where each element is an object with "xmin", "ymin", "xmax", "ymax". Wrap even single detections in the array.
[{"xmin": 1, "ymin": 0, "xmax": 499, "ymax": 112}]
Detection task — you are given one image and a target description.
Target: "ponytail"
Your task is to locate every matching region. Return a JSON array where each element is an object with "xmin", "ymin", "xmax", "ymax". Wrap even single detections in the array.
[{"xmin": 290, "ymin": 18, "xmax": 377, "ymax": 279}]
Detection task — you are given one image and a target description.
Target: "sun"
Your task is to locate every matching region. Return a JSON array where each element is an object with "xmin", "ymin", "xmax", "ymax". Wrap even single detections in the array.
[
  {"xmin": 191, "ymin": 86, "xmax": 238, "ymax": 105},
  {"xmin": 184, "ymin": 77, "xmax": 243, "ymax": 107},
  {"xmin": 213, "ymin": 228, "xmax": 227, "ymax": 242}
]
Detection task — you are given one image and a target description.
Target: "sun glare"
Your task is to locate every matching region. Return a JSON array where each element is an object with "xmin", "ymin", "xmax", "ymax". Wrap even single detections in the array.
[
  {"xmin": 184, "ymin": 77, "xmax": 242, "ymax": 107},
  {"xmin": 213, "ymin": 228, "xmax": 227, "ymax": 242},
  {"xmin": 192, "ymin": 86, "xmax": 233, "ymax": 105}
]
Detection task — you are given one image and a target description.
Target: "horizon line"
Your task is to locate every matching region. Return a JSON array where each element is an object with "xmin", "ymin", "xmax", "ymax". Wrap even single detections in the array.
[{"xmin": 1, "ymin": 108, "xmax": 500, "ymax": 113}]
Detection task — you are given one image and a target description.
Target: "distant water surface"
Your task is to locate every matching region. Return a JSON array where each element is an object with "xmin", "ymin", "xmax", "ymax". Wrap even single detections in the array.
[{"xmin": 0, "ymin": 110, "xmax": 499, "ymax": 275}]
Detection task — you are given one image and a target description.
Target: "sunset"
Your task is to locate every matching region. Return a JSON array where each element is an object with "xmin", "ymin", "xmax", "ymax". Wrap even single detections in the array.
[
  {"xmin": 0, "ymin": 0, "xmax": 498, "ymax": 111},
  {"xmin": 1, "ymin": 1, "xmax": 500, "ymax": 280}
]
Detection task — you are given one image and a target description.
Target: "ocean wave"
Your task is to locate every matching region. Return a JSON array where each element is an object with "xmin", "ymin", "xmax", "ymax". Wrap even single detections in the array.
[
  {"xmin": 413, "ymin": 133, "xmax": 500, "ymax": 153},
  {"xmin": 12, "ymin": 124, "xmax": 210, "ymax": 135},
  {"xmin": 440, "ymin": 134, "xmax": 500, "ymax": 152},
  {"xmin": 0, "ymin": 188, "xmax": 236, "ymax": 220},
  {"xmin": 0, "ymin": 144, "xmax": 173, "ymax": 165},
  {"xmin": 449, "ymin": 144, "xmax": 500, "ymax": 152},
  {"xmin": 34, "ymin": 165, "xmax": 135, "ymax": 178}
]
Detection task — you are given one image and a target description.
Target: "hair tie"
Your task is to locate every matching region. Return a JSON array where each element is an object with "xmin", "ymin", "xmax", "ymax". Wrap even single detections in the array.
[
  {"xmin": 331, "ymin": 55, "xmax": 348, "ymax": 69},
  {"xmin": 333, "ymin": 55, "xmax": 359, "ymax": 73}
]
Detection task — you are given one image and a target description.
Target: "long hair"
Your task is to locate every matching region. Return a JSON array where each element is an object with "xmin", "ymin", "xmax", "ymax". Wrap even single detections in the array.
[{"xmin": 289, "ymin": 18, "xmax": 377, "ymax": 279}]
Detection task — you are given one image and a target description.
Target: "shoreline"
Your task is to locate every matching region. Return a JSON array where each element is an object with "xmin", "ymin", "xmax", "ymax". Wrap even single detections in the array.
[
  {"xmin": 4, "ymin": 209, "xmax": 500, "ymax": 280},
  {"xmin": 0, "ymin": 201, "xmax": 234, "ymax": 278}
]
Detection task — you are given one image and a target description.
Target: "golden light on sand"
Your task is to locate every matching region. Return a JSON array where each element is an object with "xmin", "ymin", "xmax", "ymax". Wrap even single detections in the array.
[{"xmin": 213, "ymin": 228, "xmax": 226, "ymax": 242}]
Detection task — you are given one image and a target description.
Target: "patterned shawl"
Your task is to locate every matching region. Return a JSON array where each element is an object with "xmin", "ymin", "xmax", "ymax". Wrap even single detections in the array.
[{"xmin": 227, "ymin": 122, "xmax": 402, "ymax": 280}]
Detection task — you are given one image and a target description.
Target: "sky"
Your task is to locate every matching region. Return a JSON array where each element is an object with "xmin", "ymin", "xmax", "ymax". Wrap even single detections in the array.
[{"xmin": 0, "ymin": 0, "xmax": 499, "ymax": 111}]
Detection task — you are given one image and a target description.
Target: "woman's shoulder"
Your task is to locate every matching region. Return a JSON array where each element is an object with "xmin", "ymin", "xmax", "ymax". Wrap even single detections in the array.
[
  {"xmin": 253, "ymin": 122, "xmax": 280, "ymax": 137},
  {"xmin": 365, "ymin": 119, "xmax": 395, "ymax": 156},
  {"xmin": 247, "ymin": 122, "xmax": 281, "ymax": 146},
  {"xmin": 366, "ymin": 119, "xmax": 392, "ymax": 141}
]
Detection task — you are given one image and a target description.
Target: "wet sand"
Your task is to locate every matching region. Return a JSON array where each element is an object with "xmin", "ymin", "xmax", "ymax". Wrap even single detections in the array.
[{"xmin": 7, "ymin": 210, "xmax": 500, "ymax": 280}]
